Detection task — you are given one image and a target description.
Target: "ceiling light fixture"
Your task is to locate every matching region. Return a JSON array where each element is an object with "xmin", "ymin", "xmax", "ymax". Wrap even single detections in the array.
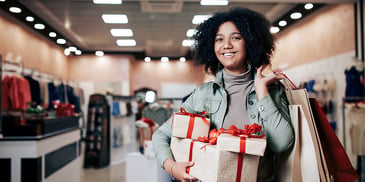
[
  {"xmin": 64, "ymin": 48, "xmax": 71, "ymax": 56},
  {"xmin": 290, "ymin": 12, "xmax": 302, "ymax": 20},
  {"xmin": 161, "ymin": 57, "xmax": 169, "ymax": 63},
  {"xmin": 93, "ymin": 0, "xmax": 122, "ymax": 4},
  {"xmin": 110, "ymin": 29, "xmax": 133, "ymax": 37},
  {"xmin": 182, "ymin": 39, "xmax": 195, "ymax": 47},
  {"xmin": 95, "ymin": 51, "xmax": 104, "ymax": 56},
  {"xmin": 116, "ymin": 39, "xmax": 136, "ymax": 46},
  {"xmin": 200, "ymin": 0, "xmax": 228, "ymax": 6},
  {"xmin": 270, "ymin": 26, "xmax": 280, "ymax": 34},
  {"xmin": 186, "ymin": 29, "xmax": 196, "ymax": 37},
  {"xmin": 9, "ymin": 7, "xmax": 21, "ymax": 13},
  {"xmin": 34, "ymin": 23, "xmax": 45, "ymax": 30},
  {"xmin": 25, "ymin": 16, "xmax": 34, "ymax": 22},
  {"xmin": 179, "ymin": 57, "xmax": 186, "ymax": 62},
  {"xmin": 102, "ymin": 14, "xmax": 128, "ymax": 24},
  {"xmin": 304, "ymin": 3, "xmax": 314, "ymax": 10},
  {"xmin": 278, "ymin": 20, "xmax": 287, "ymax": 27},
  {"xmin": 49, "ymin": 32, "xmax": 57, "ymax": 37},
  {"xmin": 57, "ymin": 38, "xmax": 66, "ymax": 44},
  {"xmin": 192, "ymin": 15, "xmax": 211, "ymax": 25},
  {"xmin": 144, "ymin": 57, "xmax": 151, "ymax": 62},
  {"xmin": 75, "ymin": 50, "xmax": 82, "ymax": 55}
]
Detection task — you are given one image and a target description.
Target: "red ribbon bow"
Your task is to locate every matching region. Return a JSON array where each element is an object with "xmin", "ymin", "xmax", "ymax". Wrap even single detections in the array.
[{"xmin": 178, "ymin": 107, "xmax": 209, "ymax": 125}]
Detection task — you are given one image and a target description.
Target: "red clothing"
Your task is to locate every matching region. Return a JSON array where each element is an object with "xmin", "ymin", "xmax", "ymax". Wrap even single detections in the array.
[{"xmin": 2, "ymin": 75, "xmax": 31, "ymax": 110}]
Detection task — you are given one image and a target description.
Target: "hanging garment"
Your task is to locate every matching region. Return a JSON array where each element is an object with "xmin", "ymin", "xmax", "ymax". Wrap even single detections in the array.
[
  {"xmin": 345, "ymin": 66, "xmax": 364, "ymax": 102},
  {"xmin": 24, "ymin": 75, "xmax": 42, "ymax": 105},
  {"xmin": 2, "ymin": 75, "xmax": 31, "ymax": 110},
  {"xmin": 346, "ymin": 105, "xmax": 365, "ymax": 155},
  {"xmin": 142, "ymin": 104, "xmax": 172, "ymax": 125}
]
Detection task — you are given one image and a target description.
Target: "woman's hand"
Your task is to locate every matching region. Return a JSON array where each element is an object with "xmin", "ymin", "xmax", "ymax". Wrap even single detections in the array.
[
  {"xmin": 164, "ymin": 159, "xmax": 198, "ymax": 181},
  {"xmin": 254, "ymin": 65, "xmax": 282, "ymax": 100}
]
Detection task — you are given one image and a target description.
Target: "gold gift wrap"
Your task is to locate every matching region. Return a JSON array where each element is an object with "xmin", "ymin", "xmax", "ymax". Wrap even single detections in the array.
[
  {"xmin": 171, "ymin": 137, "xmax": 260, "ymax": 182},
  {"xmin": 171, "ymin": 112, "xmax": 210, "ymax": 140},
  {"xmin": 216, "ymin": 133, "xmax": 267, "ymax": 156}
]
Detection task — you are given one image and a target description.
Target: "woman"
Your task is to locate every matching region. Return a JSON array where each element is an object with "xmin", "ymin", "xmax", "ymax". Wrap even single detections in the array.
[{"xmin": 152, "ymin": 7, "xmax": 294, "ymax": 182}]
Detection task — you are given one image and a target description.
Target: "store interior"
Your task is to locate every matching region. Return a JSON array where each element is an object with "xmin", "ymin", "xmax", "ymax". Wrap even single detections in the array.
[{"xmin": 0, "ymin": 0, "xmax": 364, "ymax": 182}]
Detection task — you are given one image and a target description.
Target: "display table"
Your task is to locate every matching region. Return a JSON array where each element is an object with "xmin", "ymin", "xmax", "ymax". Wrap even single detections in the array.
[
  {"xmin": 0, "ymin": 128, "xmax": 81, "ymax": 182},
  {"xmin": 126, "ymin": 152, "xmax": 171, "ymax": 182}
]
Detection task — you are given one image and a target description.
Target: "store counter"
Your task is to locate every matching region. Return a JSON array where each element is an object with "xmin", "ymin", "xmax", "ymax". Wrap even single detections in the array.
[{"xmin": 0, "ymin": 128, "xmax": 81, "ymax": 182}]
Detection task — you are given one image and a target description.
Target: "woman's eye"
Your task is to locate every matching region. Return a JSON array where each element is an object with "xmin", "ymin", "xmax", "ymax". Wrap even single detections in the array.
[
  {"xmin": 215, "ymin": 38, "xmax": 223, "ymax": 42},
  {"xmin": 232, "ymin": 37, "xmax": 241, "ymax": 40}
]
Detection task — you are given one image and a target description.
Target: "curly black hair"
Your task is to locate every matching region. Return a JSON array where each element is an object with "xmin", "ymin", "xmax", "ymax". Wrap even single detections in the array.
[{"xmin": 193, "ymin": 7, "xmax": 274, "ymax": 75}]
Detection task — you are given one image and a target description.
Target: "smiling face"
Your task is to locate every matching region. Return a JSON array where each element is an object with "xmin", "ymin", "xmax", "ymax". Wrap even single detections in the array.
[{"xmin": 214, "ymin": 21, "xmax": 247, "ymax": 75}]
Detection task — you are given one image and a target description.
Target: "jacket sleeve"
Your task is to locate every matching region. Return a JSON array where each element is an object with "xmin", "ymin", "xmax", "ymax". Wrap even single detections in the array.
[
  {"xmin": 152, "ymin": 89, "xmax": 197, "ymax": 168},
  {"xmin": 256, "ymin": 86, "xmax": 294, "ymax": 153}
]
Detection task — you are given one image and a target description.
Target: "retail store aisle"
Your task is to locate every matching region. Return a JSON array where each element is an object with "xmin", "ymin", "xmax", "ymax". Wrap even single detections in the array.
[{"xmin": 81, "ymin": 163, "xmax": 126, "ymax": 182}]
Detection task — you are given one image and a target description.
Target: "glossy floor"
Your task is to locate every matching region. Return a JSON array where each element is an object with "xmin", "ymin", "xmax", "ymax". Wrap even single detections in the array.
[{"xmin": 81, "ymin": 162, "xmax": 126, "ymax": 182}]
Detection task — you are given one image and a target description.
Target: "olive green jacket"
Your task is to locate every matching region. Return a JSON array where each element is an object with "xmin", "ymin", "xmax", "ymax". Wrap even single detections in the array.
[{"xmin": 152, "ymin": 70, "xmax": 294, "ymax": 180}]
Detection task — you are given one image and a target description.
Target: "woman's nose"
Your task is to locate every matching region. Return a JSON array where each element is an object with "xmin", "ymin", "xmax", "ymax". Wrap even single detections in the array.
[{"xmin": 223, "ymin": 40, "xmax": 233, "ymax": 49}]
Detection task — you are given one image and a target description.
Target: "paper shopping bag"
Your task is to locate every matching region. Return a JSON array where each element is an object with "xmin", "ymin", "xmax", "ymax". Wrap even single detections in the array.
[
  {"xmin": 310, "ymin": 98, "xmax": 359, "ymax": 182},
  {"xmin": 275, "ymin": 73, "xmax": 331, "ymax": 182}
]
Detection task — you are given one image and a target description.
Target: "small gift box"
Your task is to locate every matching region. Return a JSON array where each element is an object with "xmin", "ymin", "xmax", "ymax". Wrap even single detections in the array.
[
  {"xmin": 217, "ymin": 124, "xmax": 266, "ymax": 156},
  {"xmin": 171, "ymin": 107, "xmax": 210, "ymax": 140},
  {"xmin": 136, "ymin": 118, "xmax": 159, "ymax": 145},
  {"xmin": 171, "ymin": 137, "xmax": 260, "ymax": 182}
]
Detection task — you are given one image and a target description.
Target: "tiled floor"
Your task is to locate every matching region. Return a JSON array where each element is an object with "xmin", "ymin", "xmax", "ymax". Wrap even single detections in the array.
[{"xmin": 81, "ymin": 162, "xmax": 126, "ymax": 182}]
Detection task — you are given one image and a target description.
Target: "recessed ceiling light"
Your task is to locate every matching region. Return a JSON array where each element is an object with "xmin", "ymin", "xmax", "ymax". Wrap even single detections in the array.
[
  {"xmin": 270, "ymin": 26, "xmax": 280, "ymax": 34},
  {"xmin": 290, "ymin": 12, "xmax": 302, "ymax": 20},
  {"xmin": 64, "ymin": 48, "xmax": 71, "ymax": 56},
  {"xmin": 179, "ymin": 57, "xmax": 186, "ymax": 62},
  {"xmin": 95, "ymin": 51, "xmax": 104, "ymax": 56},
  {"xmin": 144, "ymin": 57, "xmax": 151, "ymax": 62},
  {"xmin": 93, "ymin": 0, "xmax": 122, "ymax": 4},
  {"xmin": 57, "ymin": 38, "xmax": 66, "ymax": 44},
  {"xmin": 69, "ymin": 46, "xmax": 77, "ymax": 52},
  {"xmin": 26, "ymin": 16, "xmax": 34, "ymax": 22},
  {"xmin": 9, "ymin": 7, "xmax": 21, "ymax": 13},
  {"xmin": 116, "ymin": 39, "xmax": 136, "ymax": 46},
  {"xmin": 186, "ymin": 29, "xmax": 196, "ymax": 37},
  {"xmin": 110, "ymin": 29, "xmax": 133, "ymax": 37},
  {"xmin": 34, "ymin": 23, "xmax": 45, "ymax": 30},
  {"xmin": 278, "ymin": 20, "xmax": 287, "ymax": 27},
  {"xmin": 49, "ymin": 32, "xmax": 57, "ymax": 37},
  {"xmin": 0, "ymin": 0, "xmax": 6, "ymax": 2},
  {"xmin": 304, "ymin": 3, "xmax": 314, "ymax": 10},
  {"xmin": 182, "ymin": 39, "xmax": 195, "ymax": 47},
  {"xmin": 102, "ymin": 14, "xmax": 128, "ymax": 24},
  {"xmin": 75, "ymin": 50, "xmax": 82, "ymax": 55},
  {"xmin": 161, "ymin": 57, "xmax": 169, "ymax": 63},
  {"xmin": 192, "ymin": 15, "xmax": 211, "ymax": 25},
  {"xmin": 200, "ymin": 0, "xmax": 228, "ymax": 6}
]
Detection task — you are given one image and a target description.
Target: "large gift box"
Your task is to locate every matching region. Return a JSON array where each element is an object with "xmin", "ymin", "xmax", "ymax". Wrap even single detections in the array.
[
  {"xmin": 171, "ymin": 124, "xmax": 266, "ymax": 182},
  {"xmin": 171, "ymin": 137, "xmax": 261, "ymax": 182},
  {"xmin": 171, "ymin": 108, "xmax": 210, "ymax": 140}
]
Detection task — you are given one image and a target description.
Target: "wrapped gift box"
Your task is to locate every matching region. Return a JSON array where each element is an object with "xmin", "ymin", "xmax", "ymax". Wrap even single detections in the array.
[
  {"xmin": 171, "ymin": 108, "xmax": 210, "ymax": 140},
  {"xmin": 217, "ymin": 133, "xmax": 266, "ymax": 156},
  {"xmin": 171, "ymin": 137, "xmax": 261, "ymax": 182},
  {"xmin": 136, "ymin": 118, "xmax": 159, "ymax": 145}
]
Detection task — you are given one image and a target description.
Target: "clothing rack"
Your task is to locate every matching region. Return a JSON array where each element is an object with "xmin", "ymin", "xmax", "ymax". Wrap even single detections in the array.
[
  {"xmin": 0, "ymin": 56, "xmax": 25, "ymax": 134},
  {"xmin": 342, "ymin": 96, "xmax": 365, "ymax": 151}
]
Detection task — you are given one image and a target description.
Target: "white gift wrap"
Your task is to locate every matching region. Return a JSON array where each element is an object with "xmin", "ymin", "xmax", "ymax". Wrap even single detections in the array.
[
  {"xmin": 216, "ymin": 133, "xmax": 267, "ymax": 156},
  {"xmin": 171, "ymin": 114, "xmax": 210, "ymax": 140},
  {"xmin": 171, "ymin": 137, "xmax": 260, "ymax": 182}
]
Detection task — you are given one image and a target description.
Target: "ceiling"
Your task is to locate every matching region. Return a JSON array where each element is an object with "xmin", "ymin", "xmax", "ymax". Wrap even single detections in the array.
[{"xmin": 3, "ymin": 0, "xmax": 356, "ymax": 60}]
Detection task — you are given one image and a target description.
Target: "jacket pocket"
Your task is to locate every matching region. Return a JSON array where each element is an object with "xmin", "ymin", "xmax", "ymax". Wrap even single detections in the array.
[{"xmin": 193, "ymin": 99, "xmax": 221, "ymax": 114}]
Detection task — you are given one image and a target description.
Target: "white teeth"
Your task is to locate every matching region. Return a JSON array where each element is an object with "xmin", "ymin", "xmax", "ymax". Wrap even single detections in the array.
[{"xmin": 223, "ymin": 53, "xmax": 234, "ymax": 56}]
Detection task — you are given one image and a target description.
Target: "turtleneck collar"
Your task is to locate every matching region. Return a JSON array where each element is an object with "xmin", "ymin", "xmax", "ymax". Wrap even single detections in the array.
[{"xmin": 222, "ymin": 65, "xmax": 253, "ymax": 85}]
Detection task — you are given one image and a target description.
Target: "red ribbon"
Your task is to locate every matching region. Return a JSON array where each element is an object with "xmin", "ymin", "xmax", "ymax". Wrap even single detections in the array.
[
  {"xmin": 174, "ymin": 107, "xmax": 209, "ymax": 139},
  {"xmin": 186, "ymin": 140, "xmax": 195, "ymax": 174},
  {"xmin": 236, "ymin": 154, "xmax": 244, "ymax": 182}
]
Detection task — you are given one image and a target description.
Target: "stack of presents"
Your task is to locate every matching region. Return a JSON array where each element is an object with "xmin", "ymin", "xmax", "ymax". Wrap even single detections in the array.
[
  {"xmin": 136, "ymin": 107, "xmax": 267, "ymax": 181},
  {"xmin": 171, "ymin": 108, "xmax": 267, "ymax": 182}
]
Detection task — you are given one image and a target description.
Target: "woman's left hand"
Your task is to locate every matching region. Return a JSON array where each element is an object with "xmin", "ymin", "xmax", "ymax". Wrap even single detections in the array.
[{"xmin": 254, "ymin": 65, "xmax": 282, "ymax": 100}]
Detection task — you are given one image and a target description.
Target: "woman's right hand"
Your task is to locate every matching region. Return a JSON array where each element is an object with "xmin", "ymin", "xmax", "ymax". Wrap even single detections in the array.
[{"xmin": 164, "ymin": 159, "xmax": 198, "ymax": 181}]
